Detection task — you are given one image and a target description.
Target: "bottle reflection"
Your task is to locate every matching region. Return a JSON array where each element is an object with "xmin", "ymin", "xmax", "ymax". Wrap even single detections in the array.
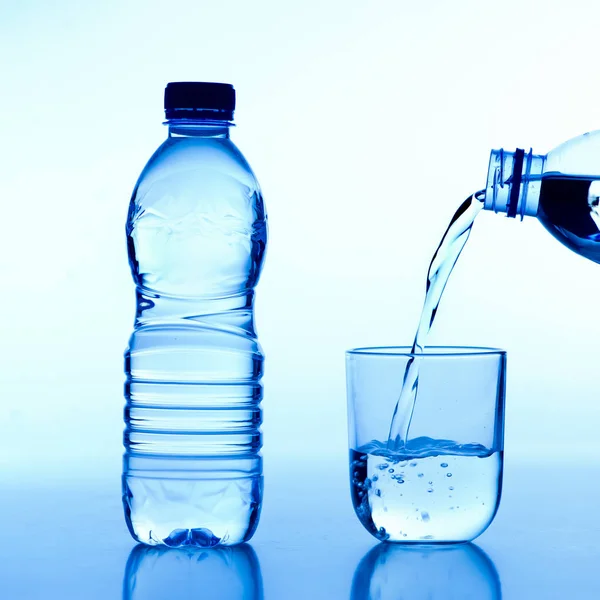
[
  {"xmin": 351, "ymin": 543, "xmax": 501, "ymax": 600},
  {"xmin": 123, "ymin": 543, "xmax": 263, "ymax": 600}
]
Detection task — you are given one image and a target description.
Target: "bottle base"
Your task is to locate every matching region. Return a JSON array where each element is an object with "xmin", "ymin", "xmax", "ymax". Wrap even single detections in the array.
[{"xmin": 122, "ymin": 457, "xmax": 263, "ymax": 547}]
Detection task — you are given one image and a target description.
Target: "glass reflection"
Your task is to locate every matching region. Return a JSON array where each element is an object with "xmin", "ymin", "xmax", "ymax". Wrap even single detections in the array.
[
  {"xmin": 123, "ymin": 543, "xmax": 263, "ymax": 600},
  {"xmin": 351, "ymin": 542, "xmax": 501, "ymax": 600}
]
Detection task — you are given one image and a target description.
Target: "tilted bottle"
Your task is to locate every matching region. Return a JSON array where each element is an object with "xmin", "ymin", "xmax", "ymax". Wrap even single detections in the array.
[{"xmin": 483, "ymin": 130, "xmax": 600, "ymax": 263}]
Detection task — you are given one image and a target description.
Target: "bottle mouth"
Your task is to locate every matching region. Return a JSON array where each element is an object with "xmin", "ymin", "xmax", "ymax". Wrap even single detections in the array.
[
  {"xmin": 484, "ymin": 148, "xmax": 545, "ymax": 218},
  {"xmin": 165, "ymin": 118, "xmax": 234, "ymax": 137}
]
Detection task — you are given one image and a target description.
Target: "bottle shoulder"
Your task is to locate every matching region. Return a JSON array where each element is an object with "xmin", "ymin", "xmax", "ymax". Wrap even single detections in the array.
[
  {"xmin": 545, "ymin": 129, "xmax": 600, "ymax": 178},
  {"xmin": 133, "ymin": 136, "xmax": 261, "ymax": 197}
]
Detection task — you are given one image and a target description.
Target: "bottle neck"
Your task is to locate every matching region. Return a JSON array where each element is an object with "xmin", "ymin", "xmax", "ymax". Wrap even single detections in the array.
[
  {"xmin": 483, "ymin": 148, "xmax": 546, "ymax": 219},
  {"xmin": 166, "ymin": 118, "xmax": 232, "ymax": 139}
]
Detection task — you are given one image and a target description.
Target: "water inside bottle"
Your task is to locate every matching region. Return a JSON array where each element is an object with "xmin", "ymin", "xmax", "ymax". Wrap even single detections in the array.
[
  {"xmin": 537, "ymin": 175, "xmax": 600, "ymax": 263},
  {"xmin": 124, "ymin": 129, "xmax": 267, "ymax": 547}
]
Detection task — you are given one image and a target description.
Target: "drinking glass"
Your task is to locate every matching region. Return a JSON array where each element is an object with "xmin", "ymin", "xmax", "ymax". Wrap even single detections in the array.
[{"xmin": 346, "ymin": 347, "xmax": 506, "ymax": 543}]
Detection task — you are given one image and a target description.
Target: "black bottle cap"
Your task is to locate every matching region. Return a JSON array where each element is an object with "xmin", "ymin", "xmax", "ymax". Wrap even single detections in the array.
[{"xmin": 164, "ymin": 82, "xmax": 235, "ymax": 120}]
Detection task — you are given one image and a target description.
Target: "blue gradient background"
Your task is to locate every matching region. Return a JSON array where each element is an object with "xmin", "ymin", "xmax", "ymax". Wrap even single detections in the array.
[{"xmin": 2, "ymin": 1, "xmax": 600, "ymax": 598}]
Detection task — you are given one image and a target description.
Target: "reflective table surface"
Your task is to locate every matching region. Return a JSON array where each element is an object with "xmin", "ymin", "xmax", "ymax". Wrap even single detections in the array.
[{"xmin": 2, "ymin": 456, "xmax": 599, "ymax": 599}]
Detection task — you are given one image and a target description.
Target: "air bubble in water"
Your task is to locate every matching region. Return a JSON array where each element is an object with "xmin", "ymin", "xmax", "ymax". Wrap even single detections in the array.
[
  {"xmin": 388, "ymin": 468, "xmax": 395, "ymax": 473},
  {"xmin": 421, "ymin": 511, "xmax": 430, "ymax": 522},
  {"xmin": 418, "ymin": 473, "xmax": 424, "ymax": 478},
  {"xmin": 377, "ymin": 463, "xmax": 389, "ymax": 470},
  {"xmin": 449, "ymin": 486, "xmax": 454, "ymax": 491},
  {"xmin": 410, "ymin": 461, "xmax": 417, "ymax": 467},
  {"xmin": 440, "ymin": 462, "xmax": 448, "ymax": 468},
  {"xmin": 446, "ymin": 473, "xmax": 452, "ymax": 478},
  {"xmin": 427, "ymin": 488, "xmax": 434, "ymax": 493}
]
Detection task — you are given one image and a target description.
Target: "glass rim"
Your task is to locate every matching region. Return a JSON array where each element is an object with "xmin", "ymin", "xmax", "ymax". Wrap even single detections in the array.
[{"xmin": 346, "ymin": 345, "xmax": 506, "ymax": 358}]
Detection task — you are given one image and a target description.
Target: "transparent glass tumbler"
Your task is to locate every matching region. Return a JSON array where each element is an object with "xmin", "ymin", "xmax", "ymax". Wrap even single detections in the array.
[{"xmin": 346, "ymin": 347, "xmax": 506, "ymax": 544}]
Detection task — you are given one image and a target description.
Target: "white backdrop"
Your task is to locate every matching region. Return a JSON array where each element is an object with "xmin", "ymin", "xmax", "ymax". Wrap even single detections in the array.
[{"xmin": 2, "ymin": 0, "xmax": 600, "ymax": 477}]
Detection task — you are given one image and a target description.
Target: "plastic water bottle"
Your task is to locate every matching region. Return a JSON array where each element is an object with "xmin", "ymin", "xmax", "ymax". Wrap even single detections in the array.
[
  {"xmin": 482, "ymin": 130, "xmax": 600, "ymax": 263},
  {"xmin": 123, "ymin": 82, "xmax": 267, "ymax": 547}
]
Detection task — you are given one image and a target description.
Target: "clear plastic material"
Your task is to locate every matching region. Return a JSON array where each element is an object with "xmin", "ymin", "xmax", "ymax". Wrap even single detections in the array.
[
  {"xmin": 483, "ymin": 149, "xmax": 545, "ymax": 218},
  {"xmin": 483, "ymin": 130, "xmax": 600, "ymax": 263},
  {"xmin": 346, "ymin": 347, "xmax": 505, "ymax": 544},
  {"xmin": 123, "ymin": 118, "xmax": 267, "ymax": 547}
]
